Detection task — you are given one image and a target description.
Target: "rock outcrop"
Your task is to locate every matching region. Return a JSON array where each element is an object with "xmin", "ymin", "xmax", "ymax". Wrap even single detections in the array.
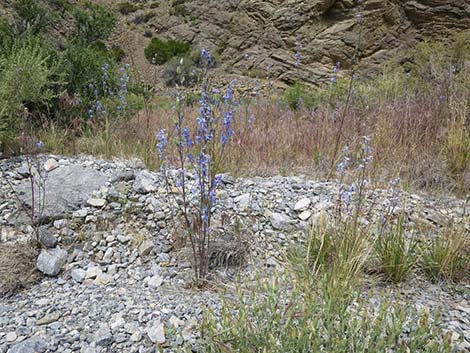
[{"xmin": 118, "ymin": 0, "xmax": 470, "ymax": 85}]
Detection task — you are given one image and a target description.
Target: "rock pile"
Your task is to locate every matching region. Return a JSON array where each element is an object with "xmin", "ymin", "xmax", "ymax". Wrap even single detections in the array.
[{"xmin": 0, "ymin": 155, "xmax": 468, "ymax": 352}]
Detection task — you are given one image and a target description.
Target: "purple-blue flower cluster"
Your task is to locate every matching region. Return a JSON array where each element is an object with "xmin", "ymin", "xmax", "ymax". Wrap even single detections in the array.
[
  {"xmin": 358, "ymin": 135, "xmax": 373, "ymax": 169},
  {"xmin": 87, "ymin": 63, "xmax": 131, "ymax": 119},
  {"xmin": 156, "ymin": 128, "xmax": 168, "ymax": 158},
  {"xmin": 201, "ymin": 48, "xmax": 213, "ymax": 66},
  {"xmin": 117, "ymin": 65, "xmax": 130, "ymax": 111},
  {"xmin": 331, "ymin": 61, "xmax": 341, "ymax": 83},
  {"xmin": 295, "ymin": 36, "xmax": 302, "ymax": 67},
  {"xmin": 221, "ymin": 81, "xmax": 236, "ymax": 146},
  {"xmin": 337, "ymin": 137, "xmax": 373, "ymax": 214},
  {"xmin": 158, "ymin": 50, "xmax": 237, "ymax": 200}
]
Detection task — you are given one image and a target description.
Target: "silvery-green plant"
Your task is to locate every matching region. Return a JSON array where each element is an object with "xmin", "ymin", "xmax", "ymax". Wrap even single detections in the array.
[{"xmin": 199, "ymin": 271, "xmax": 454, "ymax": 353}]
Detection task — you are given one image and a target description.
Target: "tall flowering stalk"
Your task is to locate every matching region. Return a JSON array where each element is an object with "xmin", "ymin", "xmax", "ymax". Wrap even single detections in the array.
[
  {"xmin": 87, "ymin": 63, "xmax": 130, "ymax": 119},
  {"xmin": 157, "ymin": 50, "xmax": 237, "ymax": 281},
  {"xmin": 327, "ymin": 0, "xmax": 365, "ymax": 178},
  {"xmin": 3, "ymin": 140, "xmax": 48, "ymax": 248},
  {"xmin": 295, "ymin": 35, "xmax": 302, "ymax": 67},
  {"xmin": 336, "ymin": 136, "xmax": 373, "ymax": 225}
]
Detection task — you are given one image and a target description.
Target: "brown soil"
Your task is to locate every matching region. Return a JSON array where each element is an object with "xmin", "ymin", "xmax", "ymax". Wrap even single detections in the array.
[{"xmin": 0, "ymin": 242, "xmax": 42, "ymax": 298}]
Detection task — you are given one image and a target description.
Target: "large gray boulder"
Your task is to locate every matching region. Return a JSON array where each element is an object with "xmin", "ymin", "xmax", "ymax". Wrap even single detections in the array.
[
  {"xmin": 7, "ymin": 337, "xmax": 48, "ymax": 353},
  {"xmin": 14, "ymin": 165, "xmax": 108, "ymax": 220},
  {"xmin": 36, "ymin": 248, "xmax": 68, "ymax": 276}
]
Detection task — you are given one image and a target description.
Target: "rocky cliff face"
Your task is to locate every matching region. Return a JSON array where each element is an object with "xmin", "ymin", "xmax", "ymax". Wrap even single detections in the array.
[
  {"xmin": 137, "ymin": 0, "xmax": 470, "ymax": 85},
  {"xmin": 2, "ymin": 0, "xmax": 468, "ymax": 86}
]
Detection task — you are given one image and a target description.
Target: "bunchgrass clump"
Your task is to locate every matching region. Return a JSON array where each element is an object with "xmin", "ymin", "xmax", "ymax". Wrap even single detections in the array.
[
  {"xmin": 420, "ymin": 226, "xmax": 469, "ymax": 283},
  {"xmin": 374, "ymin": 216, "xmax": 419, "ymax": 283},
  {"xmin": 290, "ymin": 218, "xmax": 373, "ymax": 305}
]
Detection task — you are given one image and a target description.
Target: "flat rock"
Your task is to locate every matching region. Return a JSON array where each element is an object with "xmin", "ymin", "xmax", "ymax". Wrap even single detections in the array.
[
  {"xmin": 14, "ymin": 165, "xmax": 108, "ymax": 220},
  {"xmin": 37, "ymin": 313, "xmax": 60, "ymax": 325},
  {"xmin": 298, "ymin": 210, "xmax": 312, "ymax": 221},
  {"xmin": 294, "ymin": 198, "xmax": 311, "ymax": 211},
  {"xmin": 85, "ymin": 266, "xmax": 102, "ymax": 279},
  {"xmin": 36, "ymin": 248, "xmax": 68, "ymax": 276},
  {"xmin": 38, "ymin": 227, "xmax": 58, "ymax": 248},
  {"xmin": 86, "ymin": 198, "xmax": 106, "ymax": 207},
  {"xmin": 17, "ymin": 165, "xmax": 30, "ymax": 177},
  {"xmin": 270, "ymin": 212, "xmax": 292, "ymax": 231},
  {"xmin": 94, "ymin": 272, "xmax": 113, "ymax": 286},
  {"xmin": 43, "ymin": 158, "xmax": 59, "ymax": 172},
  {"xmin": 6, "ymin": 332, "xmax": 17, "ymax": 342},
  {"xmin": 145, "ymin": 275, "xmax": 163, "ymax": 288},
  {"xmin": 234, "ymin": 193, "xmax": 251, "ymax": 209}
]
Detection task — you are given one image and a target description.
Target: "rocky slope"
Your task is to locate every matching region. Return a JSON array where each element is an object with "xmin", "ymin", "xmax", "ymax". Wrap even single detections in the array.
[
  {"xmin": 0, "ymin": 155, "xmax": 469, "ymax": 352},
  {"xmin": 1, "ymin": 0, "xmax": 469, "ymax": 87},
  {"xmin": 111, "ymin": 0, "xmax": 470, "ymax": 85}
]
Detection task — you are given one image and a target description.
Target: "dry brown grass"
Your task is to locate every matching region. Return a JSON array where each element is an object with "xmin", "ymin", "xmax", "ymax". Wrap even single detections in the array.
[
  {"xmin": 36, "ymin": 71, "xmax": 470, "ymax": 196},
  {"xmin": 0, "ymin": 241, "xmax": 41, "ymax": 298}
]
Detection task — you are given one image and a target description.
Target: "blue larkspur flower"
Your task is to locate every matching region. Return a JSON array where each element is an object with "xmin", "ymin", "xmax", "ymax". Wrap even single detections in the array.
[
  {"xmin": 201, "ymin": 48, "xmax": 213, "ymax": 64},
  {"xmin": 156, "ymin": 129, "xmax": 168, "ymax": 157}
]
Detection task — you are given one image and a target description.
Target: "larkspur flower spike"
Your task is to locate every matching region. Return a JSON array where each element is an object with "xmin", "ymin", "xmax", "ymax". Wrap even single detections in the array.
[
  {"xmin": 156, "ymin": 129, "xmax": 168, "ymax": 157},
  {"xmin": 295, "ymin": 36, "xmax": 302, "ymax": 67},
  {"xmin": 201, "ymin": 48, "xmax": 212, "ymax": 64}
]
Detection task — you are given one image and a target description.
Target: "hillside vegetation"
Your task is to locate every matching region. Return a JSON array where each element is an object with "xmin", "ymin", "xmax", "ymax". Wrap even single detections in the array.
[
  {"xmin": 0, "ymin": 0, "xmax": 469, "ymax": 196},
  {"xmin": 0, "ymin": 1, "xmax": 469, "ymax": 352}
]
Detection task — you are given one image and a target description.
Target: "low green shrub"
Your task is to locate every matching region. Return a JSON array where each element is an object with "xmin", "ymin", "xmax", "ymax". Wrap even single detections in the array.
[
  {"xmin": 72, "ymin": 2, "xmax": 117, "ymax": 45},
  {"xmin": 163, "ymin": 56, "xmax": 200, "ymax": 87},
  {"xmin": 109, "ymin": 47, "xmax": 126, "ymax": 62},
  {"xmin": 172, "ymin": 4, "xmax": 189, "ymax": 17},
  {"xmin": 144, "ymin": 37, "xmax": 190, "ymax": 65},
  {"xmin": 283, "ymin": 81, "xmax": 318, "ymax": 110},
  {"xmin": 117, "ymin": 2, "xmax": 138, "ymax": 15},
  {"xmin": 172, "ymin": 0, "xmax": 186, "ymax": 6},
  {"xmin": 62, "ymin": 43, "xmax": 108, "ymax": 96},
  {"xmin": 0, "ymin": 20, "xmax": 14, "ymax": 50},
  {"xmin": 13, "ymin": 0, "xmax": 55, "ymax": 35}
]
